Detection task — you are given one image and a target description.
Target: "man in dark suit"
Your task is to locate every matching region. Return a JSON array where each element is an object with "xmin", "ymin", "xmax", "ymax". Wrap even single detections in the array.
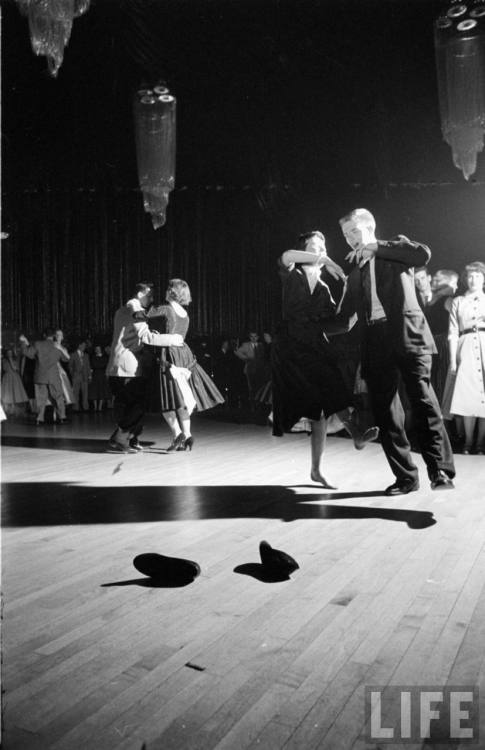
[
  {"xmin": 69, "ymin": 339, "xmax": 91, "ymax": 412},
  {"xmin": 335, "ymin": 208, "xmax": 455, "ymax": 495}
]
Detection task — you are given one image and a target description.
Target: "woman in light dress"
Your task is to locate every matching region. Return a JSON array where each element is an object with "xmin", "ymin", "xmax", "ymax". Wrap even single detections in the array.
[
  {"xmin": 1, "ymin": 344, "xmax": 28, "ymax": 415},
  {"xmin": 54, "ymin": 330, "xmax": 74, "ymax": 408},
  {"xmin": 442, "ymin": 261, "xmax": 485, "ymax": 454}
]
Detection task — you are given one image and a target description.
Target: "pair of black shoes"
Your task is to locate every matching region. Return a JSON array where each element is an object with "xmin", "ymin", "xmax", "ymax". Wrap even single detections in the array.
[
  {"xmin": 134, "ymin": 541, "xmax": 299, "ymax": 584},
  {"xmin": 385, "ymin": 470, "xmax": 454, "ymax": 496}
]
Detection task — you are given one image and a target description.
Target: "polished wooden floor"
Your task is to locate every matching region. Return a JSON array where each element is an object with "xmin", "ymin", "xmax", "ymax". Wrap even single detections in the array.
[{"xmin": 2, "ymin": 409, "xmax": 485, "ymax": 750}]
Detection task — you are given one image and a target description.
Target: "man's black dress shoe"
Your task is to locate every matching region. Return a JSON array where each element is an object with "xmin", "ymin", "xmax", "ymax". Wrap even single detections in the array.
[
  {"xmin": 385, "ymin": 480, "xmax": 420, "ymax": 496},
  {"xmin": 129, "ymin": 437, "xmax": 144, "ymax": 452},
  {"xmin": 430, "ymin": 470, "xmax": 455, "ymax": 490},
  {"xmin": 106, "ymin": 440, "xmax": 137, "ymax": 454}
]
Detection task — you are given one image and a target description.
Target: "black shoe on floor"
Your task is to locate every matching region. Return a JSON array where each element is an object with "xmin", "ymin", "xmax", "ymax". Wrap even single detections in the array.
[
  {"xmin": 106, "ymin": 440, "xmax": 137, "ymax": 454},
  {"xmin": 430, "ymin": 470, "xmax": 454, "ymax": 490},
  {"xmin": 385, "ymin": 480, "xmax": 420, "ymax": 496},
  {"xmin": 129, "ymin": 437, "xmax": 144, "ymax": 452}
]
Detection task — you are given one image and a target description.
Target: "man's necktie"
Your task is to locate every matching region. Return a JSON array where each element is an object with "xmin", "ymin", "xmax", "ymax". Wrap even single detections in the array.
[{"xmin": 360, "ymin": 262, "xmax": 372, "ymax": 323}]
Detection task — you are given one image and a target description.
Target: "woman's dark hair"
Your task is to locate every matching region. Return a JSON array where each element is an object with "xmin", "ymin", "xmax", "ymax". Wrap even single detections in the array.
[
  {"xmin": 133, "ymin": 282, "xmax": 154, "ymax": 296},
  {"xmin": 296, "ymin": 230, "xmax": 325, "ymax": 250},
  {"xmin": 166, "ymin": 278, "xmax": 192, "ymax": 306},
  {"xmin": 460, "ymin": 261, "xmax": 485, "ymax": 289}
]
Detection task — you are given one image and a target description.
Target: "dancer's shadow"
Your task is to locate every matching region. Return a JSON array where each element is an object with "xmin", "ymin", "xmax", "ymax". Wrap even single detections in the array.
[
  {"xmin": 293, "ymin": 487, "xmax": 385, "ymax": 499},
  {"xmin": 1, "ymin": 434, "xmax": 110, "ymax": 454},
  {"xmin": 2, "ymin": 482, "xmax": 437, "ymax": 530},
  {"xmin": 318, "ymin": 505, "xmax": 436, "ymax": 529}
]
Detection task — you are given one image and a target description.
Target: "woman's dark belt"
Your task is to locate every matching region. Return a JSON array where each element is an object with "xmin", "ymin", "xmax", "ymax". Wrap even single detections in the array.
[
  {"xmin": 459, "ymin": 325, "xmax": 485, "ymax": 336},
  {"xmin": 366, "ymin": 317, "xmax": 387, "ymax": 326}
]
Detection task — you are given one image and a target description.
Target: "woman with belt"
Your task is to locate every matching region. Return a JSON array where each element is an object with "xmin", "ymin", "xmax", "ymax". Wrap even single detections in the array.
[
  {"xmin": 442, "ymin": 261, "xmax": 485, "ymax": 454},
  {"xmin": 147, "ymin": 279, "xmax": 224, "ymax": 451}
]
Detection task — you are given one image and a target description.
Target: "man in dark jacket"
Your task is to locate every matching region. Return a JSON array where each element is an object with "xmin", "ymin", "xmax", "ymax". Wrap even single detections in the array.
[
  {"xmin": 19, "ymin": 328, "xmax": 69, "ymax": 424},
  {"xmin": 335, "ymin": 208, "xmax": 455, "ymax": 495}
]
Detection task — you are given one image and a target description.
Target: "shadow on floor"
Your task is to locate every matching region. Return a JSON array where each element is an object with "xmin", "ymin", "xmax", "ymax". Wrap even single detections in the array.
[
  {"xmin": 101, "ymin": 576, "xmax": 196, "ymax": 589},
  {"xmin": 1, "ymin": 434, "xmax": 113, "ymax": 453},
  {"xmin": 1, "ymin": 481, "xmax": 437, "ymax": 530}
]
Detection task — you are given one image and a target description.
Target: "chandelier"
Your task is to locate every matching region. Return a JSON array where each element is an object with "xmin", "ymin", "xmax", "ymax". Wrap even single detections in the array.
[
  {"xmin": 133, "ymin": 85, "xmax": 176, "ymax": 229},
  {"xmin": 434, "ymin": 1, "xmax": 485, "ymax": 179},
  {"xmin": 16, "ymin": 0, "xmax": 91, "ymax": 77}
]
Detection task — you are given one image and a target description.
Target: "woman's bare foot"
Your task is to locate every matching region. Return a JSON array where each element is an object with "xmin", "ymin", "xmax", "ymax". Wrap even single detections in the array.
[{"xmin": 310, "ymin": 471, "xmax": 338, "ymax": 489}]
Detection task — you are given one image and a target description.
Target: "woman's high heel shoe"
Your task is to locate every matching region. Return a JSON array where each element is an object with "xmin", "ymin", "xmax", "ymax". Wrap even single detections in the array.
[
  {"xmin": 177, "ymin": 435, "xmax": 194, "ymax": 452},
  {"xmin": 166, "ymin": 433, "xmax": 186, "ymax": 452},
  {"xmin": 342, "ymin": 413, "xmax": 379, "ymax": 450}
]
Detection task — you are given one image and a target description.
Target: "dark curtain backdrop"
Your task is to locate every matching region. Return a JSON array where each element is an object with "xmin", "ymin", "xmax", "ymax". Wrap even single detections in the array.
[
  {"xmin": 2, "ymin": 0, "xmax": 485, "ymax": 345},
  {"xmin": 1, "ymin": 186, "xmax": 288, "ymax": 341},
  {"xmin": 3, "ymin": 180, "xmax": 485, "ymax": 343}
]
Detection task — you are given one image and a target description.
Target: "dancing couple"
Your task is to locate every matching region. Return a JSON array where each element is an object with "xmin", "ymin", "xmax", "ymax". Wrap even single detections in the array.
[
  {"xmin": 106, "ymin": 279, "xmax": 224, "ymax": 454},
  {"xmin": 272, "ymin": 208, "xmax": 456, "ymax": 494}
]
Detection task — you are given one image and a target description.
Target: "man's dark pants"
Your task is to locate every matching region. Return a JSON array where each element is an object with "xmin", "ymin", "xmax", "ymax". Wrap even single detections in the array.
[
  {"xmin": 109, "ymin": 376, "xmax": 147, "ymax": 438},
  {"xmin": 362, "ymin": 322, "xmax": 455, "ymax": 485}
]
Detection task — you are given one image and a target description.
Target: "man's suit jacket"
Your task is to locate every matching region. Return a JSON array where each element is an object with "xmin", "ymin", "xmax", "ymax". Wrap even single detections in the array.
[
  {"xmin": 334, "ymin": 236, "xmax": 437, "ymax": 357},
  {"xmin": 69, "ymin": 351, "xmax": 91, "ymax": 380},
  {"xmin": 106, "ymin": 300, "xmax": 178, "ymax": 378},
  {"xmin": 21, "ymin": 340, "xmax": 69, "ymax": 385}
]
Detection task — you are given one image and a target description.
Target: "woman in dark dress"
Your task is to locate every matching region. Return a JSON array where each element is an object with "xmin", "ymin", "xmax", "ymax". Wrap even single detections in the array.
[
  {"xmin": 272, "ymin": 231, "xmax": 378, "ymax": 488},
  {"xmin": 147, "ymin": 279, "xmax": 225, "ymax": 451},
  {"xmin": 88, "ymin": 345, "xmax": 111, "ymax": 411}
]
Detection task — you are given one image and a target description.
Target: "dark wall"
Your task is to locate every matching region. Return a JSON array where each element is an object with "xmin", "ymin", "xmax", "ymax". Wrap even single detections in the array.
[{"xmin": 2, "ymin": 0, "xmax": 485, "ymax": 339}]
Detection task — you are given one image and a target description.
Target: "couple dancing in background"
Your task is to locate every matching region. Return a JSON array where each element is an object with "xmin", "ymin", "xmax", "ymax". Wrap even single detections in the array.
[
  {"xmin": 106, "ymin": 280, "xmax": 223, "ymax": 454},
  {"xmin": 272, "ymin": 208, "xmax": 456, "ymax": 495}
]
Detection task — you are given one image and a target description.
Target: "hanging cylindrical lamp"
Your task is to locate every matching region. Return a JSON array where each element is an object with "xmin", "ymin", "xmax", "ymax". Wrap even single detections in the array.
[
  {"xmin": 133, "ymin": 84, "xmax": 176, "ymax": 229},
  {"xmin": 16, "ymin": 0, "xmax": 90, "ymax": 77},
  {"xmin": 434, "ymin": 1, "xmax": 485, "ymax": 179}
]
